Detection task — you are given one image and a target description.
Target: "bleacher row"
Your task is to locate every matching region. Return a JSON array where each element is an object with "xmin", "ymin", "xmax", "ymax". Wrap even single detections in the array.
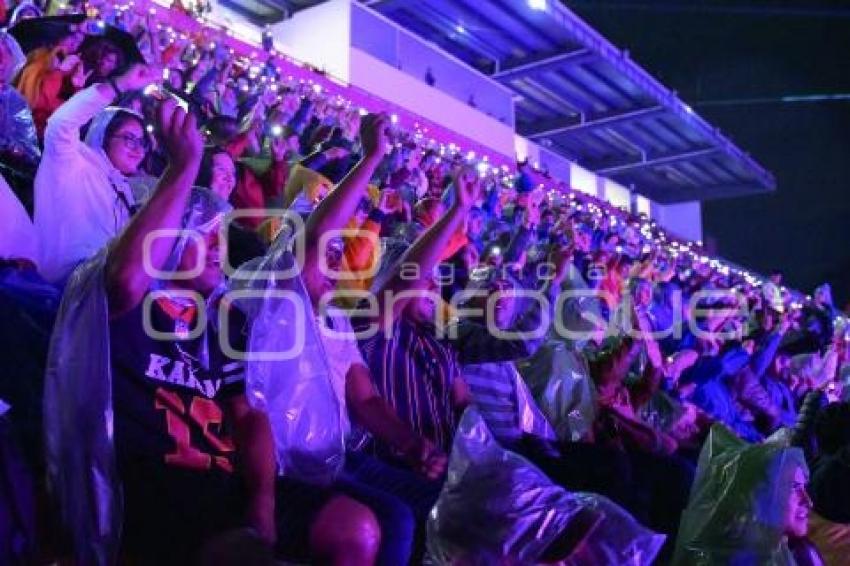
[{"xmin": 1, "ymin": 0, "xmax": 850, "ymax": 564}]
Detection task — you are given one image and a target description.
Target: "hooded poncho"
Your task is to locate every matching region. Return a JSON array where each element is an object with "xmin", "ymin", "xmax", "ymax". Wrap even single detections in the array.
[{"xmin": 673, "ymin": 424, "xmax": 808, "ymax": 565}]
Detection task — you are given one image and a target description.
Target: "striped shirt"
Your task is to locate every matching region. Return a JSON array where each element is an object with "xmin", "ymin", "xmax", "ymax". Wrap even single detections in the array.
[
  {"xmin": 355, "ymin": 317, "xmax": 459, "ymax": 456},
  {"xmin": 463, "ymin": 362, "xmax": 522, "ymax": 445}
]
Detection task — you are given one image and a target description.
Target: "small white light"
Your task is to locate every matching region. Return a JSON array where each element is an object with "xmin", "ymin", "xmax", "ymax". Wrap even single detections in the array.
[
  {"xmin": 455, "ymin": 24, "xmax": 466, "ymax": 34},
  {"xmin": 390, "ymin": 114, "xmax": 399, "ymax": 124},
  {"xmin": 358, "ymin": 108, "xmax": 368, "ymax": 116},
  {"xmin": 146, "ymin": 124, "xmax": 154, "ymax": 133},
  {"xmin": 528, "ymin": 0, "xmax": 547, "ymax": 10},
  {"xmin": 270, "ymin": 124, "xmax": 283, "ymax": 137},
  {"xmin": 312, "ymin": 84, "xmax": 322, "ymax": 94}
]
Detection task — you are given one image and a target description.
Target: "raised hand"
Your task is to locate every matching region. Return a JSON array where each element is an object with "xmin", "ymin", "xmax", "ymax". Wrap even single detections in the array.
[
  {"xmin": 157, "ymin": 99, "xmax": 203, "ymax": 171},
  {"xmin": 359, "ymin": 113, "xmax": 391, "ymax": 159},
  {"xmin": 57, "ymin": 53, "xmax": 81, "ymax": 73},
  {"xmin": 70, "ymin": 62, "xmax": 92, "ymax": 89},
  {"xmin": 453, "ymin": 165, "xmax": 480, "ymax": 210},
  {"xmin": 270, "ymin": 135, "xmax": 288, "ymax": 162},
  {"xmin": 115, "ymin": 63, "xmax": 162, "ymax": 93},
  {"xmin": 402, "ymin": 436, "xmax": 447, "ymax": 480}
]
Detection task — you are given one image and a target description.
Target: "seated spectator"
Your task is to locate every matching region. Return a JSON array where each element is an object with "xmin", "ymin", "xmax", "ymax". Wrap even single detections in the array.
[
  {"xmin": 45, "ymin": 99, "xmax": 382, "ymax": 565},
  {"xmin": 34, "ymin": 63, "xmax": 157, "ymax": 283},
  {"xmin": 673, "ymin": 424, "xmax": 813, "ymax": 565}
]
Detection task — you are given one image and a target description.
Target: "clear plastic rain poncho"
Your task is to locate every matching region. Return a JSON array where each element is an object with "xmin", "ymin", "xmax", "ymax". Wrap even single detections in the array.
[
  {"xmin": 672, "ymin": 424, "xmax": 808, "ymax": 565},
  {"xmin": 461, "ymin": 268, "xmax": 556, "ymax": 443},
  {"xmin": 229, "ymin": 223, "xmax": 345, "ymax": 485},
  {"xmin": 517, "ymin": 339, "xmax": 597, "ymax": 442},
  {"xmin": 427, "ymin": 408, "xmax": 665, "ymax": 565},
  {"xmin": 0, "ymin": 31, "xmax": 39, "ymax": 166},
  {"xmin": 43, "ymin": 187, "xmax": 231, "ymax": 565}
]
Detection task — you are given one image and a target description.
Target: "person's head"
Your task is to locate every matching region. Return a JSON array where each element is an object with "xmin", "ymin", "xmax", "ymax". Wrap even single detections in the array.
[
  {"xmin": 176, "ymin": 221, "xmax": 224, "ymax": 295},
  {"xmin": 783, "ymin": 466, "xmax": 812, "ymax": 538},
  {"xmin": 486, "ymin": 278, "xmax": 517, "ymax": 330},
  {"xmin": 197, "ymin": 148, "xmax": 237, "ymax": 200},
  {"xmin": 814, "ymin": 283, "xmax": 833, "ymax": 307},
  {"xmin": 354, "ymin": 197, "xmax": 371, "ymax": 226},
  {"xmin": 405, "ymin": 277, "xmax": 440, "ymax": 325},
  {"xmin": 772, "ymin": 352, "xmax": 791, "ymax": 379},
  {"xmin": 102, "ymin": 111, "xmax": 148, "ymax": 175},
  {"xmin": 573, "ymin": 224, "xmax": 593, "ymax": 253},
  {"xmin": 0, "ymin": 32, "xmax": 25, "ymax": 87},
  {"xmin": 167, "ymin": 188, "xmax": 232, "ymax": 297},
  {"xmin": 629, "ymin": 278, "xmax": 653, "ymax": 309},
  {"xmin": 404, "ymin": 144, "xmax": 422, "ymax": 169},
  {"xmin": 769, "ymin": 269, "xmax": 784, "ymax": 285},
  {"xmin": 56, "ymin": 27, "xmax": 86, "ymax": 54},
  {"xmin": 81, "ymin": 38, "xmax": 125, "ymax": 80},
  {"xmin": 467, "ymin": 208, "xmax": 485, "ymax": 239},
  {"xmin": 414, "ymin": 197, "xmax": 445, "ymax": 228}
]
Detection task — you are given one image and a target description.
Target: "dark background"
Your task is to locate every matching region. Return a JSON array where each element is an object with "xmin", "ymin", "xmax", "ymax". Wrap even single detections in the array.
[{"xmin": 566, "ymin": 0, "xmax": 850, "ymax": 308}]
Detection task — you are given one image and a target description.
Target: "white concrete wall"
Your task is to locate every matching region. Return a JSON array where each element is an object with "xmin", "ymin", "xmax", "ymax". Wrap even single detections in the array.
[
  {"xmin": 349, "ymin": 47, "xmax": 516, "ymax": 158},
  {"xmin": 651, "ymin": 201, "xmax": 703, "ymax": 241},
  {"xmin": 570, "ymin": 162, "xmax": 597, "ymax": 196},
  {"xmin": 271, "ymin": 0, "xmax": 351, "ymax": 81},
  {"xmin": 603, "ymin": 178, "xmax": 631, "ymax": 211}
]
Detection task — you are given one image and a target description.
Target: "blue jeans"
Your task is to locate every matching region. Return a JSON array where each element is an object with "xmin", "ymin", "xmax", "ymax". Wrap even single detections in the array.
[
  {"xmin": 338, "ymin": 452, "xmax": 439, "ymax": 566},
  {"xmin": 342, "ymin": 451, "xmax": 445, "ymax": 564}
]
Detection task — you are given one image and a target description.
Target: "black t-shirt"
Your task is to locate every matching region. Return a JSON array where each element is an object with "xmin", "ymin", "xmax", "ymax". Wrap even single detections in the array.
[{"xmin": 109, "ymin": 295, "xmax": 248, "ymax": 484}]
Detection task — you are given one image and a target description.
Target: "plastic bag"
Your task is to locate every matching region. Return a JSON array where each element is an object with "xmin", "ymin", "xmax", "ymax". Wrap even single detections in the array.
[
  {"xmin": 231, "ymin": 228, "xmax": 344, "ymax": 485},
  {"xmin": 672, "ymin": 424, "xmax": 808, "ymax": 565},
  {"xmin": 426, "ymin": 408, "xmax": 664, "ymax": 565},
  {"xmin": 0, "ymin": 174, "xmax": 38, "ymax": 264},
  {"xmin": 517, "ymin": 340, "xmax": 596, "ymax": 442},
  {"xmin": 43, "ymin": 250, "xmax": 121, "ymax": 566}
]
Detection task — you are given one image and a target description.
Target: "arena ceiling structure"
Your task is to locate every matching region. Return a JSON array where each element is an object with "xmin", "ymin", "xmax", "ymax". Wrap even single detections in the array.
[{"xmin": 360, "ymin": 0, "xmax": 775, "ymax": 204}]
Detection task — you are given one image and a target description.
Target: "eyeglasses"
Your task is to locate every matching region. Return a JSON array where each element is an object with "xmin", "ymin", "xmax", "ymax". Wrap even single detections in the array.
[{"xmin": 111, "ymin": 133, "xmax": 151, "ymax": 152}]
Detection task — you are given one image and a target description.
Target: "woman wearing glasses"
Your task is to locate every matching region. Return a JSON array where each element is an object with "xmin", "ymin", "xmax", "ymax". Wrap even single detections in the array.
[{"xmin": 33, "ymin": 63, "xmax": 158, "ymax": 285}]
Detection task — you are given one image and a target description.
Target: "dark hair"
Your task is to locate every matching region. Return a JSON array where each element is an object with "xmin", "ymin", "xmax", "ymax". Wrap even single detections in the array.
[
  {"xmin": 196, "ymin": 147, "xmax": 233, "ymax": 189},
  {"xmin": 80, "ymin": 37, "xmax": 125, "ymax": 80},
  {"xmin": 103, "ymin": 110, "xmax": 145, "ymax": 151}
]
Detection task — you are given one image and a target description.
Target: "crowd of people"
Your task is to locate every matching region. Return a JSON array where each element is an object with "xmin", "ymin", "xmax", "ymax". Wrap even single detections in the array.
[{"xmin": 1, "ymin": 0, "xmax": 850, "ymax": 564}]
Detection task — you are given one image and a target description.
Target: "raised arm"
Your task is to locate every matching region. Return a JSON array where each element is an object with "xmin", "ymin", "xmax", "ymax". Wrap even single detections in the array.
[
  {"xmin": 105, "ymin": 100, "xmax": 204, "ymax": 318},
  {"xmin": 299, "ymin": 114, "xmax": 389, "ymax": 304},
  {"xmin": 43, "ymin": 64, "xmax": 159, "ymax": 159},
  {"xmin": 376, "ymin": 167, "xmax": 479, "ymax": 322}
]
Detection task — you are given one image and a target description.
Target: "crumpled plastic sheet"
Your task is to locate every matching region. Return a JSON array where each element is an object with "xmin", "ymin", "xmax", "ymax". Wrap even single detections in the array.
[
  {"xmin": 0, "ymin": 86, "xmax": 40, "ymax": 167},
  {"xmin": 0, "ymin": 174, "xmax": 38, "ymax": 264},
  {"xmin": 514, "ymin": 367, "xmax": 556, "ymax": 441},
  {"xmin": 43, "ymin": 250, "xmax": 121, "ymax": 566},
  {"xmin": 230, "ymin": 228, "xmax": 345, "ymax": 485},
  {"xmin": 517, "ymin": 340, "xmax": 597, "ymax": 442},
  {"xmin": 672, "ymin": 424, "xmax": 807, "ymax": 565},
  {"xmin": 426, "ymin": 408, "xmax": 664, "ymax": 565}
]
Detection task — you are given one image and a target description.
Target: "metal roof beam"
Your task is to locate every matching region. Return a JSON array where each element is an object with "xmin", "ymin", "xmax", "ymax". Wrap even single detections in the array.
[
  {"xmin": 492, "ymin": 49, "xmax": 596, "ymax": 82},
  {"xmin": 594, "ymin": 147, "xmax": 719, "ymax": 175},
  {"xmin": 643, "ymin": 182, "xmax": 774, "ymax": 204},
  {"xmin": 525, "ymin": 105, "xmax": 665, "ymax": 138}
]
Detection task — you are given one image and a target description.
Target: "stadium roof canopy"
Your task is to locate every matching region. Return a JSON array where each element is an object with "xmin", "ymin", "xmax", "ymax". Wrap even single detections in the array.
[{"xmin": 359, "ymin": 0, "xmax": 776, "ymax": 203}]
